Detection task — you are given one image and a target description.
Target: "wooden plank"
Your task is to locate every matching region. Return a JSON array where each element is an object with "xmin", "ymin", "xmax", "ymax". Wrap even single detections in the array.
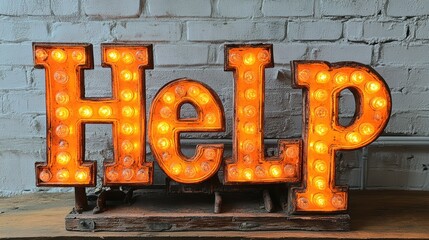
[{"xmin": 1, "ymin": 190, "xmax": 429, "ymax": 239}]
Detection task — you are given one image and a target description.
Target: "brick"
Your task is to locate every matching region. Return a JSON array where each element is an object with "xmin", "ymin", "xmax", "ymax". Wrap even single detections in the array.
[
  {"xmin": 373, "ymin": 66, "xmax": 408, "ymax": 89},
  {"xmin": 0, "ymin": 68, "xmax": 28, "ymax": 89},
  {"xmin": 154, "ymin": 45, "xmax": 209, "ymax": 66},
  {"xmin": 380, "ymin": 45, "xmax": 429, "ymax": 65},
  {"xmin": 391, "ymin": 92, "xmax": 429, "ymax": 112},
  {"xmin": 114, "ymin": 22, "xmax": 181, "ymax": 41},
  {"xmin": 384, "ymin": 113, "xmax": 415, "ymax": 134},
  {"xmin": 3, "ymin": 91, "xmax": 46, "ymax": 114},
  {"xmin": 0, "ymin": 115, "xmax": 42, "ymax": 138},
  {"xmin": 217, "ymin": 0, "xmax": 261, "ymax": 18},
  {"xmin": 82, "ymin": 0, "xmax": 141, "ymax": 17},
  {"xmin": 346, "ymin": 21, "xmax": 407, "ymax": 42},
  {"xmin": 273, "ymin": 43, "xmax": 307, "ymax": 64},
  {"xmin": 387, "ymin": 0, "xmax": 429, "ymax": 16},
  {"xmin": 187, "ymin": 21, "xmax": 285, "ymax": 41},
  {"xmin": 287, "ymin": 21, "xmax": 342, "ymax": 41},
  {"xmin": 83, "ymin": 68, "xmax": 113, "ymax": 98},
  {"xmin": 0, "ymin": 44, "xmax": 33, "ymax": 66},
  {"xmin": 51, "ymin": 0, "xmax": 79, "ymax": 16},
  {"xmin": 321, "ymin": 0, "xmax": 378, "ymax": 16},
  {"xmin": 147, "ymin": 0, "xmax": 211, "ymax": 17},
  {"xmin": 52, "ymin": 22, "xmax": 112, "ymax": 43},
  {"xmin": 0, "ymin": 20, "xmax": 48, "ymax": 42},
  {"xmin": 416, "ymin": 20, "xmax": 429, "ymax": 39},
  {"xmin": 308, "ymin": 44, "xmax": 372, "ymax": 64},
  {"xmin": 262, "ymin": 0, "xmax": 314, "ymax": 17},
  {"xmin": 0, "ymin": 0, "xmax": 50, "ymax": 16},
  {"xmin": 408, "ymin": 68, "xmax": 429, "ymax": 89}
]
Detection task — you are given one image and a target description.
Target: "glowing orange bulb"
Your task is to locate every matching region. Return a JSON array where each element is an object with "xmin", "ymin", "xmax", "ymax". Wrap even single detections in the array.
[
  {"xmin": 55, "ymin": 92, "xmax": 69, "ymax": 105},
  {"xmin": 122, "ymin": 106, "xmax": 135, "ymax": 117},
  {"xmin": 331, "ymin": 194, "xmax": 345, "ymax": 208},
  {"xmin": 316, "ymin": 71, "xmax": 330, "ymax": 83},
  {"xmin": 242, "ymin": 140, "xmax": 255, "ymax": 153},
  {"xmin": 243, "ymin": 168, "xmax": 254, "ymax": 180},
  {"xmin": 170, "ymin": 163, "xmax": 182, "ymax": 175},
  {"xmin": 54, "ymin": 70, "xmax": 68, "ymax": 84},
  {"xmin": 56, "ymin": 169, "xmax": 70, "ymax": 182},
  {"xmin": 122, "ymin": 168, "xmax": 134, "ymax": 180},
  {"xmin": 39, "ymin": 169, "xmax": 52, "ymax": 182},
  {"xmin": 75, "ymin": 170, "xmax": 88, "ymax": 182},
  {"xmin": 297, "ymin": 197, "xmax": 309, "ymax": 209},
  {"xmin": 162, "ymin": 152, "xmax": 171, "ymax": 160},
  {"xmin": 269, "ymin": 165, "xmax": 282, "ymax": 178},
  {"xmin": 243, "ymin": 105, "xmax": 256, "ymax": 118},
  {"xmin": 243, "ymin": 122, "xmax": 257, "ymax": 134},
  {"xmin": 334, "ymin": 72, "xmax": 348, "ymax": 84},
  {"xmin": 245, "ymin": 88, "xmax": 257, "ymax": 100},
  {"xmin": 314, "ymin": 106, "xmax": 328, "ymax": 118},
  {"xmin": 285, "ymin": 146, "xmax": 299, "ymax": 158},
  {"xmin": 365, "ymin": 81, "xmax": 381, "ymax": 93},
  {"xmin": 98, "ymin": 106, "xmax": 112, "ymax": 117},
  {"xmin": 107, "ymin": 50, "xmax": 120, "ymax": 62},
  {"xmin": 314, "ymin": 89, "xmax": 328, "ymax": 101},
  {"xmin": 122, "ymin": 52, "xmax": 135, "ymax": 64},
  {"xmin": 55, "ymin": 124, "xmax": 70, "ymax": 137},
  {"xmin": 205, "ymin": 113, "xmax": 216, "ymax": 124},
  {"xmin": 157, "ymin": 138, "xmax": 170, "ymax": 150},
  {"xmin": 106, "ymin": 170, "xmax": 119, "ymax": 181},
  {"xmin": 51, "ymin": 49, "xmax": 67, "ymax": 63},
  {"xmin": 229, "ymin": 53, "xmax": 241, "ymax": 64},
  {"xmin": 315, "ymin": 124, "xmax": 328, "ymax": 136},
  {"xmin": 55, "ymin": 107, "xmax": 69, "ymax": 120},
  {"xmin": 184, "ymin": 165, "xmax": 196, "ymax": 177},
  {"xmin": 72, "ymin": 50, "xmax": 84, "ymax": 62},
  {"xmin": 188, "ymin": 86, "xmax": 200, "ymax": 97},
  {"xmin": 198, "ymin": 93, "xmax": 210, "ymax": 104},
  {"xmin": 371, "ymin": 97, "xmax": 387, "ymax": 110},
  {"xmin": 313, "ymin": 176, "xmax": 327, "ymax": 190},
  {"xmin": 162, "ymin": 92, "xmax": 175, "ymax": 104},
  {"xmin": 160, "ymin": 106, "xmax": 172, "ymax": 118},
  {"xmin": 79, "ymin": 106, "xmax": 93, "ymax": 118},
  {"xmin": 346, "ymin": 132, "xmax": 361, "ymax": 144},
  {"xmin": 359, "ymin": 123, "xmax": 375, "ymax": 135},
  {"xmin": 313, "ymin": 193, "xmax": 328, "ymax": 208},
  {"xmin": 314, "ymin": 160, "xmax": 327, "ymax": 173},
  {"xmin": 56, "ymin": 152, "xmax": 71, "ymax": 165},
  {"xmin": 313, "ymin": 141, "xmax": 328, "ymax": 154},
  {"xmin": 120, "ymin": 69, "xmax": 133, "ymax": 81},
  {"xmin": 121, "ymin": 123, "xmax": 134, "ymax": 135},
  {"xmin": 121, "ymin": 140, "xmax": 134, "ymax": 153},
  {"xmin": 120, "ymin": 89, "xmax": 134, "ymax": 101},
  {"xmin": 351, "ymin": 71, "xmax": 365, "ymax": 84},
  {"xmin": 35, "ymin": 49, "xmax": 48, "ymax": 61},
  {"xmin": 157, "ymin": 122, "xmax": 170, "ymax": 134},
  {"xmin": 123, "ymin": 155, "xmax": 134, "ymax": 167},
  {"xmin": 243, "ymin": 71, "xmax": 255, "ymax": 83},
  {"xmin": 243, "ymin": 53, "xmax": 256, "ymax": 65},
  {"xmin": 243, "ymin": 155, "xmax": 253, "ymax": 164},
  {"xmin": 136, "ymin": 50, "xmax": 147, "ymax": 62},
  {"xmin": 228, "ymin": 166, "xmax": 239, "ymax": 178}
]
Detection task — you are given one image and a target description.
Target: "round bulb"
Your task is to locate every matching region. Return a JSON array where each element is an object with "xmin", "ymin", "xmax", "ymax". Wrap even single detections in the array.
[
  {"xmin": 243, "ymin": 122, "xmax": 257, "ymax": 134},
  {"xmin": 39, "ymin": 169, "xmax": 52, "ymax": 182},
  {"xmin": 198, "ymin": 93, "xmax": 210, "ymax": 104},
  {"xmin": 98, "ymin": 106, "xmax": 112, "ymax": 117},
  {"xmin": 315, "ymin": 124, "xmax": 329, "ymax": 136},
  {"xmin": 245, "ymin": 88, "xmax": 257, "ymax": 100},
  {"xmin": 122, "ymin": 168, "xmax": 134, "ymax": 181},
  {"xmin": 175, "ymin": 86, "xmax": 186, "ymax": 97},
  {"xmin": 107, "ymin": 50, "xmax": 120, "ymax": 62},
  {"xmin": 160, "ymin": 106, "xmax": 172, "ymax": 118},
  {"xmin": 257, "ymin": 50, "xmax": 270, "ymax": 62},
  {"xmin": 122, "ymin": 52, "xmax": 135, "ymax": 64},
  {"xmin": 284, "ymin": 164, "xmax": 295, "ymax": 177},
  {"xmin": 313, "ymin": 176, "xmax": 327, "ymax": 190},
  {"xmin": 228, "ymin": 53, "xmax": 241, "ymax": 64},
  {"xmin": 331, "ymin": 194, "xmax": 345, "ymax": 209},
  {"xmin": 75, "ymin": 170, "xmax": 88, "ymax": 182},
  {"xmin": 157, "ymin": 138, "xmax": 170, "ymax": 150},
  {"xmin": 51, "ymin": 49, "xmax": 67, "ymax": 63},
  {"xmin": 56, "ymin": 169, "xmax": 70, "ymax": 181},
  {"xmin": 136, "ymin": 168, "xmax": 147, "ymax": 181},
  {"xmin": 334, "ymin": 72, "xmax": 348, "ymax": 84},
  {"xmin": 244, "ymin": 71, "xmax": 255, "ymax": 83},
  {"xmin": 157, "ymin": 122, "xmax": 170, "ymax": 134},
  {"xmin": 188, "ymin": 86, "xmax": 200, "ymax": 97},
  {"xmin": 365, "ymin": 81, "xmax": 381, "ymax": 94},
  {"xmin": 316, "ymin": 71, "xmax": 330, "ymax": 83},
  {"xmin": 121, "ymin": 140, "xmax": 134, "ymax": 153},
  {"xmin": 79, "ymin": 106, "xmax": 93, "ymax": 118},
  {"xmin": 72, "ymin": 50, "xmax": 84, "ymax": 62},
  {"xmin": 55, "ymin": 92, "xmax": 70, "ymax": 105},
  {"xmin": 371, "ymin": 97, "xmax": 387, "ymax": 110},
  {"xmin": 55, "ymin": 124, "xmax": 70, "ymax": 137},
  {"xmin": 298, "ymin": 69, "xmax": 310, "ymax": 81},
  {"xmin": 106, "ymin": 170, "xmax": 119, "ymax": 181},
  {"xmin": 255, "ymin": 165, "xmax": 266, "ymax": 177},
  {"xmin": 228, "ymin": 166, "xmax": 239, "ymax": 178},
  {"xmin": 351, "ymin": 71, "xmax": 365, "ymax": 84},
  {"xmin": 122, "ymin": 106, "xmax": 135, "ymax": 117},
  {"xmin": 313, "ymin": 141, "xmax": 328, "ymax": 154},
  {"xmin": 204, "ymin": 149, "xmax": 216, "ymax": 160},
  {"xmin": 314, "ymin": 106, "xmax": 328, "ymax": 118},
  {"xmin": 205, "ymin": 113, "xmax": 216, "ymax": 124},
  {"xmin": 54, "ymin": 71, "xmax": 68, "ymax": 84},
  {"xmin": 314, "ymin": 160, "xmax": 327, "ymax": 173},
  {"xmin": 359, "ymin": 123, "xmax": 375, "ymax": 135},
  {"xmin": 170, "ymin": 163, "xmax": 182, "ymax": 175},
  {"xmin": 35, "ymin": 49, "xmax": 48, "ymax": 61},
  {"xmin": 123, "ymin": 155, "xmax": 134, "ymax": 167},
  {"xmin": 121, "ymin": 123, "xmax": 135, "ymax": 135},
  {"xmin": 120, "ymin": 89, "xmax": 134, "ymax": 101},
  {"xmin": 346, "ymin": 132, "xmax": 362, "ymax": 144},
  {"xmin": 297, "ymin": 197, "xmax": 309, "ymax": 209},
  {"xmin": 285, "ymin": 146, "xmax": 299, "ymax": 158},
  {"xmin": 184, "ymin": 165, "xmax": 196, "ymax": 177},
  {"xmin": 243, "ymin": 53, "xmax": 256, "ymax": 65},
  {"xmin": 162, "ymin": 92, "xmax": 175, "ymax": 104},
  {"xmin": 55, "ymin": 107, "xmax": 69, "ymax": 120},
  {"xmin": 242, "ymin": 140, "xmax": 255, "ymax": 153},
  {"xmin": 120, "ymin": 69, "xmax": 133, "ymax": 81},
  {"xmin": 314, "ymin": 89, "xmax": 328, "ymax": 101},
  {"xmin": 56, "ymin": 152, "xmax": 71, "ymax": 165},
  {"xmin": 244, "ymin": 105, "xmax": 257, "ymax": 118},
  {"xmin": 201, "ymin": 161, "xmax": 210, "ymax": 172},
  {"xmin": 243, "ymin": 168, "xmax": 254, "ymax": 180},
  {"xmin": 313, "ymin": 193, "xmax": 328, "ymax": 208},
  {"xmin": 269, "ymin": 165, "xmax": 282, "ymax": 178}
]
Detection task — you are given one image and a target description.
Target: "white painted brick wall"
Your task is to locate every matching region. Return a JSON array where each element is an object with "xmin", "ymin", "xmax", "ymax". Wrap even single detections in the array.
[{"xmin": 0, "ymin": 0, "xmax": 428, "ymax": 195}]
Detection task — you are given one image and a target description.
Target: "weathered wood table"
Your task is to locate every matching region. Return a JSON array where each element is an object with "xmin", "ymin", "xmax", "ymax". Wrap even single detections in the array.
[{"xmin": 0, "ymin": 190, "xmax": 428, "ymax": 239}]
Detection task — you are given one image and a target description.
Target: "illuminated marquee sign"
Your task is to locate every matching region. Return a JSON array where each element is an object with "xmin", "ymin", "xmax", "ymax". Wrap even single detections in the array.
[{"xmin": 33, "ymin": 43, "xmax": 391, "ymax": 218}]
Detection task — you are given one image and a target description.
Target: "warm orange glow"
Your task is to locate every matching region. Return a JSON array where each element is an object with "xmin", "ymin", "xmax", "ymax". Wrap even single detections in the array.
[
  {"xmin": 149, "ymin": 79, "xmax": 224, "ymax": 184},
  {"xmin": 291, "ymin": 61, "xmax": 391, "ymax": 213},
  {"xmin": 224, "ymin": 45, "xmax": 301, "ymax": 184},
  {"xmin": 34, "ymin": 43, "xmax": 154, "ymax": 186}
]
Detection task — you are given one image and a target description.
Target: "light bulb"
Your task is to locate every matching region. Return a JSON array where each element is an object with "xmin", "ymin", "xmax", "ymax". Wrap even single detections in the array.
[
  {"xmin": 243, "ymin": 53, "xmax": 256, "ymax": 65},
  {"xmin": 162, "ymin": 92, "xmax": 175, "ymax": 104},
  {"xmin": 243, "ymin": 168, "xmax": 254, "ymax": 180},
  {"xmin": 55, "ymin": 107, "xmax": 69, "ymax": 120},
  {"xmin": 157, "ymin": 122, "xmax": 170, "ymax": 134},
  {"xmin": 107, "ymin": 50, "xmax": 120, "ymax": 62},
  {"xmin": 120, "ymin": 89, "xmax": 134, "ymax": 101},
  {"xmin": 51, "ymin": 49, "xmax": 67, "ymax": 63},
  {"xmin": 79, "ymin": 106, "xmax": 93, "ymax": 118},
  {"xmin": 56, "ymin": 169, "xmax": 70, "ymax": 181},
  {"xmin": 120, "ymin": 69, "xmax": 133, "ymax": 81},
  {"xmin": 351, "ymin": 71, "xmax": 365, "ymax": 84},
  {"xmin": 75, "ymin": 170, "xmax": 88, "ymax": 182},
  {"xmin": 56, "ymin": 152, "xmax": 71, "ymax": 165},
  {"xmin": 269, "ymin": 165, "xmax": 282, "ymax": 178},
  {"xmin": 98, "ymin": 106, "xmax": 112, "ymax": 117},
  {"xmin": 316, "ymin": 71, "xmax": 330, "ymax": 84}
]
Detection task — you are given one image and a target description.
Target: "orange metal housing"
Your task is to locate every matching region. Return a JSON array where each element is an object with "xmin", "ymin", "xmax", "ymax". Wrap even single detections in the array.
[
  {"xmin": 149, "ymin": 79, "xmax": 225, "ymax": 184},
  {"xmin": 33, "ymin": 43, "xmax": 154, "ymax": 186},
  {"xmin": 289, "ymin": 61, "xmax": 391, "ymax": 213},
  {"xmin": 224, "ymin": 45, "xmax": 302, "ymax": 184}
]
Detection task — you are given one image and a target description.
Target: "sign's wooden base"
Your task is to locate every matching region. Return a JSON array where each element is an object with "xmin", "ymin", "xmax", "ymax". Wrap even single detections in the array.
[{"xmin": 65, "ymin": 190, "xmax": 350, "ymax": 232}]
